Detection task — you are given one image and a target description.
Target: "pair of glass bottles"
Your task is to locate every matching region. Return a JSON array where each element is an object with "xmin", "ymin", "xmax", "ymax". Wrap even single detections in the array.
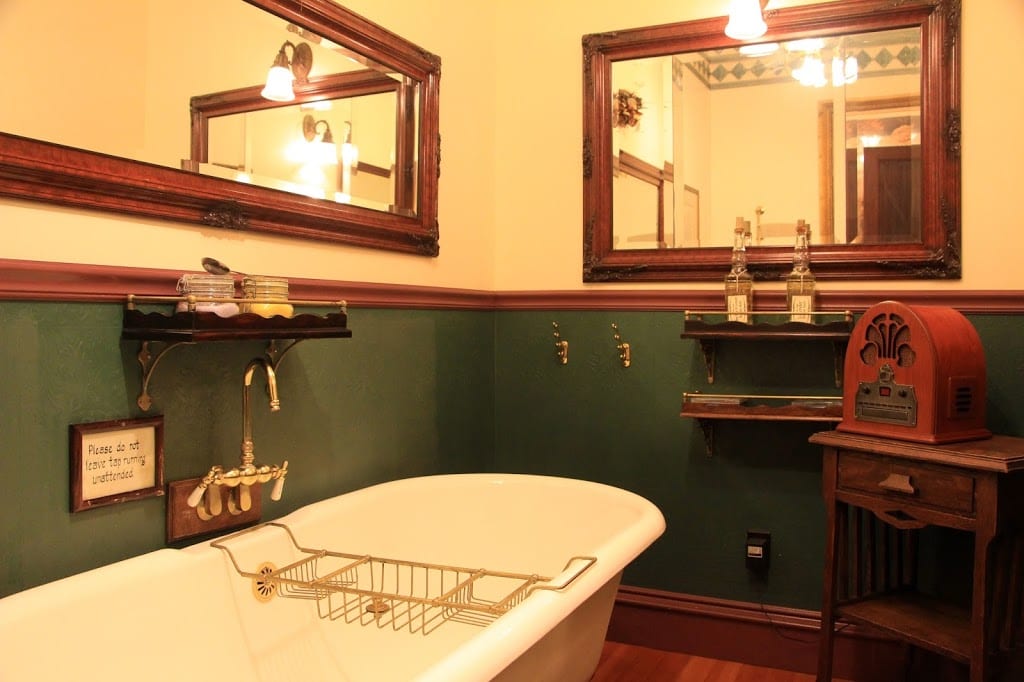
[{"xmin": 724, "ymin": 219, "xmax": 815, "ymax": 323}]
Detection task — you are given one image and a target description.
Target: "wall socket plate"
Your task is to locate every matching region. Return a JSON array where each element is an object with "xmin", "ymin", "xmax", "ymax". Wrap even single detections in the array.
[{"xmin": 746, "ymin": 529, "xmax": 771, "ymax": 572}]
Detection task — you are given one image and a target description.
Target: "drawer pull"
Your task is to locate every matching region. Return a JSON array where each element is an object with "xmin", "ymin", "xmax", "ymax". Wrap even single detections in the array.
[
  {"xmin": 874, "ymin": 509, "xmax": 927, "ymax": 530},
  {"xmin": 877, "ymin": 473, "xmax": 916, "ymax": 495}
]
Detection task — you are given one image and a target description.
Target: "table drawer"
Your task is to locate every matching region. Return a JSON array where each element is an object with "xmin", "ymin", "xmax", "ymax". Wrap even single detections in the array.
[{"xmin": 836, "ymin": 451, "xmax": 976, "ymax": 515}]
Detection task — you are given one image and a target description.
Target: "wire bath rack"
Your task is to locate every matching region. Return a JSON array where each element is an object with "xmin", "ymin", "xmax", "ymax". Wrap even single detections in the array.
[{"xmin": 211, "ymin": 522, "xmax": 597, "ymax": 635}]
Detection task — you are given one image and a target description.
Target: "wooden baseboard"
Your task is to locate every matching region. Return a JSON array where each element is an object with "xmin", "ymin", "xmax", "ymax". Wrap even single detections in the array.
[{"xmin": 607, "ymin": 585, "xmax": 910, "ymax": 682}]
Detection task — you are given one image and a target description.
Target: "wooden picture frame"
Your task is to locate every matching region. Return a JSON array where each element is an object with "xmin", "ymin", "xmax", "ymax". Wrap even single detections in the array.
[{"xmin": 70, "ymin": 416, "xmax": 165, "ymax": 512}]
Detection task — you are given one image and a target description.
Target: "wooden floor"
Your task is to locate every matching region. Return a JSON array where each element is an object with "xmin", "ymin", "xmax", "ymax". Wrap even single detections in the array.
[{"xmin": 592, "ymin": 641, "xmax": 853, "ymax": 681}]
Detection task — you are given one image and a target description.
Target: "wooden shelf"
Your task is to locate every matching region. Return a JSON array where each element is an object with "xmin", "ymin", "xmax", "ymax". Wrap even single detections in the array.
[
  {"xmin": 681, "ymin": 395, "xmax": 842, "ymax": 422},
  {"xmin": 121, "ymin": 298, "xmax": 351, "ymax": 410},
  {"xmin": 681, "ymin": 394, "xmax": 841, "ymax": 455},
  {"xmin": 680, "ymin": 313, "xmax": 853, "ymax": 386},
  {"xmin": 122, "ymin": 308, "xmax": 352, "ymax": 342},
  {"xmin": 838, "ymin": 593, "xmax": 971, "ymax": 664},
  {"xmin": 680, "ymin": 317, "xmax": 854, "ymax": 342}
]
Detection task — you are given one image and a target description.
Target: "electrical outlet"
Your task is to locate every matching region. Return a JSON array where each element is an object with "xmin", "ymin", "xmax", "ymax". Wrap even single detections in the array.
[{"xmin": 746, "ymin": 530, "xmax": 771, "ymax": 572}]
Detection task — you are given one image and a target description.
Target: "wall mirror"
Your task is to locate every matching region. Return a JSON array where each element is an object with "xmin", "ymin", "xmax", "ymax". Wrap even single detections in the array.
[
  {"xmin": 0, "ymin": 0, "xmax": 441, "ymax": 255},
  {"xmin": 582, "ymin": 0, "xmax": 959, "ymax": 281}
]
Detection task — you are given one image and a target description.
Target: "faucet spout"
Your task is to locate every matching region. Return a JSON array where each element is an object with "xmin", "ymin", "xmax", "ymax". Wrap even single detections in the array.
[
  {"xmin": 242, "ymin": 358, "xmax": 279, "ymax": 467},
  {"xmin": 246, "ymin": 357, "xmax": 280, "ymax": 411}
]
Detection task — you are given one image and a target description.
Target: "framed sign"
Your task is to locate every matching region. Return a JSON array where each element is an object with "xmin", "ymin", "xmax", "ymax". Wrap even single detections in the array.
[{"xmin": 70, "ymin": 416, "xmax": 165, "ymax": 512}]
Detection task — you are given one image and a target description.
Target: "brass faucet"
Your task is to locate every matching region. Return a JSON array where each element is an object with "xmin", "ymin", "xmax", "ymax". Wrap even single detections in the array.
[{"xmin": 188, "ymin": 358, "xmax": 289, "ymax": 516}]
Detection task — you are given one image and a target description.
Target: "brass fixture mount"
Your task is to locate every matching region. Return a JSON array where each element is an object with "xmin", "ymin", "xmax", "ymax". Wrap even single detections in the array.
[
  {"xmin": 187, "ymin": 358, "xmax": 289, "ymax": 518},
  {"xmin": 274, "ymin": 41, "xmax": 312, "ymax": 83},
  {"xmin": 303, "ymin": 115, "xmax": 334, "ymax": 143},
  {"xmin": 552, "ymin": 322, "xmax": 569, "ymax": 365},
  {"xmin": 611, "ymin": 323, "xmax": 631, "ymax": 368}
]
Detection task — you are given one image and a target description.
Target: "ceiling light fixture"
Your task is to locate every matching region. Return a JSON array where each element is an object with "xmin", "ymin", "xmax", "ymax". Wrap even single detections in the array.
[{"xmin": 793, "ymin": 53, "xmax": 828, "ymax": 88}]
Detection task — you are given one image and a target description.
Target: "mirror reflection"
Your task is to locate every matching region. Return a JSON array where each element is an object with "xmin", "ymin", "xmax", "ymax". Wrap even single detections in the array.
[
  {"xmin": 611, "ymin": 27, "xmax": 921, "ymax": 251},
  {"xmin": 583, "ymin": 0, "xmax": 959, "ymax": 282},
  {"xmin": 1, "ymin": 0, "xmax": 416, "ymax": 216}
]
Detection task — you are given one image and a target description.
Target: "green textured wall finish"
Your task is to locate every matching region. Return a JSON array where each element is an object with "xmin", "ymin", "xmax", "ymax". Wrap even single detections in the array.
[
  {"xmin": 493, "ymin": 311, "xmax": 840, "ymax": 609},
  {"xmin": 0, "ymin": 303, "xmax": 493, "ymax": 597},
  {"xmin": 1, "ymin": 301, "xmax": 1022, "ymax": 612}
]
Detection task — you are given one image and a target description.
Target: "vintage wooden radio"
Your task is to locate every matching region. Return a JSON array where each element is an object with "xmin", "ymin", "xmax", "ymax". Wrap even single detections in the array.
[{"xmin": 838, "ymin": 301, "xmax": 990, "ymax": 443}]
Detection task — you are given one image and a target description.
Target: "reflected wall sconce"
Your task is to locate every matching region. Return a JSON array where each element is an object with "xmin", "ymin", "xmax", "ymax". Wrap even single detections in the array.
[
  {"xmin": 725, "ymin": 0, "xmax": 769, "ymax": 41},
  {"xmin": 261, "ymin": 41, "xmax": 313, "ymax": 102},
  {"xmin": 302, "ymin": 115, "xmax": 338, "ymax": 166},
  {"xmin": 339, "ymin": 121, "xmax": 359, "ymax": 200},
  {"xmin": 831, "ymin": 55, "xmax": 859, "ymax": 86}
]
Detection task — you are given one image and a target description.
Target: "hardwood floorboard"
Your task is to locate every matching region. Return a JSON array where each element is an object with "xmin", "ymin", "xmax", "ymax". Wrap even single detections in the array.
[{"xmin": 592, "ymin": 641, "xmax": 854, "ymax": 681}]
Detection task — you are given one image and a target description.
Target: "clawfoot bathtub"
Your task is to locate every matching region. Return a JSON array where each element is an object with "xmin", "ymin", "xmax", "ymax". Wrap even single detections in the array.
[{"xmin": 0, "ymin": 474, "xmax": 664, "ymax": 681}]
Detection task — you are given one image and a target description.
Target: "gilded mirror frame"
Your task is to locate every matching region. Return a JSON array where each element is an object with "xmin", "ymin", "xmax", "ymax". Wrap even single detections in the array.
[
  {"xmin": 0, "ymin": 0, "xmax": 441, "ymax": 256},
  {"xmin": 582, "ymin": 0, "xmax": 959, "ymax": 282}
]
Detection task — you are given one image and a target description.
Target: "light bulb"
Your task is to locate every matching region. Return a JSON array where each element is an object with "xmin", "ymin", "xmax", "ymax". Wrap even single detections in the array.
[
  {"xmin": 261, "ymin": 66, "xmax": 295, "ymax": 102},
  {"xmin": 725, "ymin": 0, "xmax": 767, "ymax": 41}
]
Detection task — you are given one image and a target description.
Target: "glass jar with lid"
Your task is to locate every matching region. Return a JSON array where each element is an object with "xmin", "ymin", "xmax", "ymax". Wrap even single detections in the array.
[
  {"xmin": 241, "ymin": 276, "xmax": 294, "ymax": 317},
  {"xmin": 176, "ymin": 274, "xmax": 239, "ymax": 317}
]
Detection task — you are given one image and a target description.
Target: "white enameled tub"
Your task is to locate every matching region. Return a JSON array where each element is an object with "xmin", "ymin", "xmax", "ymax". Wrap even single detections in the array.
[{"xmin": 0, "ymin": 474, "xmax": 664, "ymax": 681}]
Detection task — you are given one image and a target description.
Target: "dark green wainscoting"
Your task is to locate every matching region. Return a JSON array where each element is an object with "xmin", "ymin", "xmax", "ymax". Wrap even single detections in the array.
[
  {"xmin": 1, "ymin": 300, "xmax": 1022, "ymax": 612},
  {"xmin": 0, "ymin": 302, "xmax": 494, "ymax": 598},
  {"xmin": 492, "ymin": 311, "xmax": 1024, "ymax": 610}
]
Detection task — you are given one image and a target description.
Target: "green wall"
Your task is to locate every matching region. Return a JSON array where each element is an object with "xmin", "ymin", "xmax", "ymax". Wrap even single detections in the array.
[
  {"xmin": 493, "ymin": 312, "xmax": 1024, "ymax": 610},
  {"xmin": 2, "ymin": 301, "xmax": 1022, "ymax": 611},
  {"xmin": 0, "ymin": 302, "xmax": 494, "ymax": 597}
]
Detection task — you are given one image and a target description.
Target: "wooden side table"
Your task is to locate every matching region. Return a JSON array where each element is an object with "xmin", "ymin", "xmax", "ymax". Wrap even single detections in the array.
[{"xmin": 812, "ymin": 430, "xmax": 1024, "ymax": 682}]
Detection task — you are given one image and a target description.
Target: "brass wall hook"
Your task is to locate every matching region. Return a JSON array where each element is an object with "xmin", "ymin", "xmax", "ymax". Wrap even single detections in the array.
[
  {"xmin": 611, "ymin": 323, "xmax": 631, "ymax": 368},
  {"xmin": 552, "ymin": 322, "xmax": 569, "ymax": 365}
]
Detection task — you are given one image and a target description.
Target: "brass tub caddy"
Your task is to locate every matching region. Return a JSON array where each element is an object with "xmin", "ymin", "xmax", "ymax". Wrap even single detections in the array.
[{"xmin": 212, "ymin": 522, "xmax": 597, "ymax": 635}]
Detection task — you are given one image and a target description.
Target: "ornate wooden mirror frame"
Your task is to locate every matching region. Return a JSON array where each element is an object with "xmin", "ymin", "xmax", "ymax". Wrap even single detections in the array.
[
  {"xmin": 0, "ymin": 0, "xmax": 441, "ymax": 256},
  {"xmin": 582, "ymin": 0, "xmax": 959, "ymax": 282}
]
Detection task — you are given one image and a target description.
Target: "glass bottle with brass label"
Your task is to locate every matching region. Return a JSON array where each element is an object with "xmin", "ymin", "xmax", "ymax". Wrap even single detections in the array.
[
  {"xmin": 725, "ymin": 224, "xmax": 753, "ymax": 323},
  {"xmin": 786, "ymin": 220, "xmax": 816, "ymax": 323}
]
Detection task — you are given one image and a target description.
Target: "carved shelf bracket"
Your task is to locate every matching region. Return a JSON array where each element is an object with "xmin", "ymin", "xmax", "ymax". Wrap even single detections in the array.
[{"xmin": 698, "ymin": 340, "xmax": 716, "ymax": 384}]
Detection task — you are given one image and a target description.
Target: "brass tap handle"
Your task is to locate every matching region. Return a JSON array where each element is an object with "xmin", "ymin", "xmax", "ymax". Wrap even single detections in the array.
[{"xmin": 271, "ymin": 460, "xmax": 289, "ymax": 501}]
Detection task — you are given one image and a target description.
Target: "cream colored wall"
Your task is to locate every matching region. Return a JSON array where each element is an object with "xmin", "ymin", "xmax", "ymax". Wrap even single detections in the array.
[
  {"xmin": 2, "ymin": 0, "xmax": 498, "ymax": 290},
  {"xmin": 492, "ymin": 0, "xmax": 1024, "ymax": 292},
  {"xmin": 3, "ymin": 0, "xmax": 1023, "ymax": 292}
]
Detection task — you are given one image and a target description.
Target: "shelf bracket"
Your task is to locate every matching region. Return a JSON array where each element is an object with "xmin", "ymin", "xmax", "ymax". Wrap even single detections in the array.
[
  {"xmin": 698, "ymin": 340, "xmax": 716, "ymax": 384},
  {"xmin": 696, "ymin": 418, "xmax": 714, "ymax": 457},
  {"xmin": 136, "ymin": 340, "xmax": 191, "ymax": 411},
  {"xmin": 264, "ymin": 339, "xmax": 306, "ymax": 371},
  {"xmin": 832, "ymin": 341, "xmax": 846, "ymax": 388},
  {"xmin": 135, "ymin": 338, "xmax": 307, "ymax": 411}
]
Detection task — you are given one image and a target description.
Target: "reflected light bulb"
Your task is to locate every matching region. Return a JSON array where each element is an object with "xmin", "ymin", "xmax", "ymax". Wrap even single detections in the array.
[
  {"xmin": 794, "ymin": 55, "xmax": 827, "ymax": 87},
  {"xmin": 341, "ymin": 142, "xmax": 359, "ymax": 167}
]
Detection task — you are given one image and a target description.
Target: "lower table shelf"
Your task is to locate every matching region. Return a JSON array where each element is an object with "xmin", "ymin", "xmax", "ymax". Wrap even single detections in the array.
[{"xmin": 839, "ymin": 592, "xmax": 971, "ymax": 663}]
